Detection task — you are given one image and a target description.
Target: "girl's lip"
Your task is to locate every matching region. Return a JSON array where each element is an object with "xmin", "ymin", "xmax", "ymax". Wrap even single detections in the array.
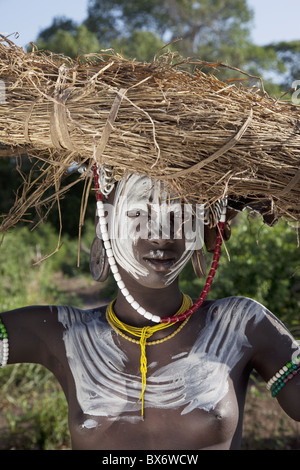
[{"xmin": 143, "ymin": 257, "xmax": 176, "ymax": 271}]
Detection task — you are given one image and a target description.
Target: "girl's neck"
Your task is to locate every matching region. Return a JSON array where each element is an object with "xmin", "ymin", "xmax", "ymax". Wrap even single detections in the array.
[{"xmin": 114, "ymin": 279, "xmax": 183, "ymax": 327}]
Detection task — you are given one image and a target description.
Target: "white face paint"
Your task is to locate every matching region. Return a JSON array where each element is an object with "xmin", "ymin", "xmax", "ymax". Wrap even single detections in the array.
[
  {"xmin": 58, "ymin": 296, "xmax": 266, "ymax": 423},
  {"xmin": 109, "ymin": 174, "xmax": 193, "ymax": 285}
]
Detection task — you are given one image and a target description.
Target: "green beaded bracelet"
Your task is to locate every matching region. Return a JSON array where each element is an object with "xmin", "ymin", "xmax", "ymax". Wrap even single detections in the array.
[
  {"xmin": 267, "ymin": 355, "xmax": 300, "ymax": 397},
  {"xmin": 271, "ymin": 367, "xmax": 300, "ymax": 398}
]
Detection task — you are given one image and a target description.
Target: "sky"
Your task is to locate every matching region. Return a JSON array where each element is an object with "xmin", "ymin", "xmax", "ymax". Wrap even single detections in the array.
[{"xmin": 0, "ymin": 0, "xmax": 299, "ymax": 49}]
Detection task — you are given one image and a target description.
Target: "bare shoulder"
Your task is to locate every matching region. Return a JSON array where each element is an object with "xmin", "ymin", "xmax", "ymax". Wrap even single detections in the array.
[
  {"xmin": 1, "ymin": 305, "xmax": 65, "ymax": 365},
  {"xmin": 202, "ymin": 296, "xmax": 268, "ymax": 326},
  {"xmin": 205, "ymin": 296, "xmax": 296, "ymax": 348},
  {"xmin": 55, "ymin": 304, "xmax": 107, "ymax": 329},
  {"xmin": 203, "ymin": 297, "xmax": 300, "ymax": 421},
  {"xmin": 223, "ymin": 297, "xmax": 300, "ymax": 384},
  {"xmin": 2, "ymin": 304, "xmax": 62, "ymax": 336},
  {"xmin": 2, "ymin": 303, "xmax": 108, "ymax": 338},
  {"xmin": 202, "ymin": 295, "xmax": 299, "ymax": 376},
  {"xmin": 186, "ymin": 296, "xmax": 270, "ymax": 368}
]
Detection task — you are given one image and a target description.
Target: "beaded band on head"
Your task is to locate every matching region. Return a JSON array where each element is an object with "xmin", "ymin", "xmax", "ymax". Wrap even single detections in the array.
[{"xmin": 93, "ymin": 163, "xmax": 227, "ymax": 324}]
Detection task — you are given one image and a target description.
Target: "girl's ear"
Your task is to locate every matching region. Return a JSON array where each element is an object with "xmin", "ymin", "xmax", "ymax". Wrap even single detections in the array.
[
  {"xmin": 89, "ymin": 237, "xmax": 110, "ymax": 282},
  {"xmin": 204, "ymin": 208, "xmax": 238, "ymax": 253}
]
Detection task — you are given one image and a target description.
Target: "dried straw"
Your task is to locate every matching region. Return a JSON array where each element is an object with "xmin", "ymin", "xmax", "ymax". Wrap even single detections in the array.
[{"xmin": 0, "ymin": 35, "xmax": 299, "ymax": 235}]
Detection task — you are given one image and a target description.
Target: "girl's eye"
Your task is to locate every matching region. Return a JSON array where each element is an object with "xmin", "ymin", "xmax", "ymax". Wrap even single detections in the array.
[{"xmin": 126, "ymin": 210, "xmax": 142, "ymax": 218}]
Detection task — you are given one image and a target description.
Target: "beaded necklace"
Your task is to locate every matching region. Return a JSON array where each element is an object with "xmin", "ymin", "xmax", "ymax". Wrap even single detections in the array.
[{"xmin": 106, "ymin": 293, "xmax": 193, "ymax": 417}]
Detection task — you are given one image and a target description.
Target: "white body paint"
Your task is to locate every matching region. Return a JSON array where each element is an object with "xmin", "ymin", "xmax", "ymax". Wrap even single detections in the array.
[
  {"xmin": 109, "ymin": 174, "xmax": 193, "ymax": 285},
  {"xmin": 58, "ymin": 297, "xmax": 268, "ymax": 424},
  {"xmin": 82, "ymin": 419, "xmax": 99, "ymax": 429}
]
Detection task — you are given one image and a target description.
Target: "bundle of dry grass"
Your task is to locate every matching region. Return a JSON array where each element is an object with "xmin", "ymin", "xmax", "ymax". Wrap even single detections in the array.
[{"xmin": 0, "ymin": 35, "xmax": 299, "ymax": 234}]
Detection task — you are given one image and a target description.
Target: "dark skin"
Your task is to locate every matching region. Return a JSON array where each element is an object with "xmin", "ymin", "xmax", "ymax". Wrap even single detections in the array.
[{"xmin": 1, "ymin": 199, "xmax": 300, "ymax": 450}]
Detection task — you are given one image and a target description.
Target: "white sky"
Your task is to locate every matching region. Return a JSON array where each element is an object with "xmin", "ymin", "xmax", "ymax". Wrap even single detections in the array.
[{"xmin": 0, "ymin": 0, "xmax": 299, "ymax": 49}]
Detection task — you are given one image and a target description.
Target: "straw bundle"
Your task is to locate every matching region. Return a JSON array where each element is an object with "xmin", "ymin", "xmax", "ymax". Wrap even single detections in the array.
[{"xmin": 0, "ymin": 35, "xmax": 299, "ymax": 233}]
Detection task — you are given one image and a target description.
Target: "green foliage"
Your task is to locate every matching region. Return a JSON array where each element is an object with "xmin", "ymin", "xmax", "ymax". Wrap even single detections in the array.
[
  {"xmin": 34, "ymin": 19, "xmax": 102, "ymax": 57},
  {"xmin": 112, "ymin": 30, "xmax": 166, "ymax": 62},
  {"xmin": 0, "ymin": 220, "xmax": 97, "ymax": 450},
  {"xmin": 0, "ymin": 159, "xmax": 22, "ymax": 216},
  {"xmin": 265, "ymin": 40, "xmax": 300, "ymax": 89},
  {"xmin": 180, "ymin": 211, "xmax": 300, "ymax": 331},
  {"xmin": 31, "ymin": 0, "xmax": 294, "ymax": 93},
  {"xmin": 85, "ymin": 0, "xmax": 253, "ymax": 51},
  {"xmin": 0, "ymin": 225, "xmax": 60, "ymax": 310},
  {"xmin": 84, "ymin": 0, "xmax": 284, "ymax": 83},
  {"xmin": 85, "ymin": 0, "xmax": 166, "ymax": 45},
  {"xmin": 0, "ymin": 219, "xmax": 95, "ymax": 311},
  {"xmin": 0, "ymin": 363, "xmax": 69, "ymax": 449}
]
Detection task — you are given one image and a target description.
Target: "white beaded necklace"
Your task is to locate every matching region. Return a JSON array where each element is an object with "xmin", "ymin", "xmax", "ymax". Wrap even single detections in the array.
[{"xmin": 96, "ymin": 198, "xmax": 162, "ymax": 323}]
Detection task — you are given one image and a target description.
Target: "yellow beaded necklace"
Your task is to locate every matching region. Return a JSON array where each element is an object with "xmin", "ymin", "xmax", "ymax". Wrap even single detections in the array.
[{"xmin": 106, "ymin": 294, "xmax": 193, "ymax": 417}]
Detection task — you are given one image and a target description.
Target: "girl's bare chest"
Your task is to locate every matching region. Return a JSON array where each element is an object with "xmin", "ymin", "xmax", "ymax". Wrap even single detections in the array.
[
  {"xmin": 58, "ymin": 298, "xmax": 259, "ymax": 437},
  {"xmin": 68, "ymin": 384, "xmax": 240, "ymax": 450}
]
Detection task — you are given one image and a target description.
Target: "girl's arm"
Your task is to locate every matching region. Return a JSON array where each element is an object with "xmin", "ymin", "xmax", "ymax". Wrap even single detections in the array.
[
  {"xmin": 0, "ymin": 305, "xmax": 65, "ymax": 371},
  {"xmin": 250, "ymin": 307, "xmax": 300, "ymax": 421}
]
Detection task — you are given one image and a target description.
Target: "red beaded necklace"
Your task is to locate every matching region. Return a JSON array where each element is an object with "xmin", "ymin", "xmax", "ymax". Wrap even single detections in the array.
[{"xmin": 160, "ymin": 222, "xmax": 224, "ymax": 323}]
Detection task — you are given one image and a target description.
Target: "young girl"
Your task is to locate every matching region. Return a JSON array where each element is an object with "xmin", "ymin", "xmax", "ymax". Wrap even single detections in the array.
[{"xmin": 1, "ymin": 169, "xmax": 299, "ymax": 450}]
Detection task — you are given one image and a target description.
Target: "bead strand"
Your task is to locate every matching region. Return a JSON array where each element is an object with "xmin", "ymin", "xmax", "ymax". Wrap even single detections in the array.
[
  {"xmin": 271, "ymin": 366, "xmax": 300, "ymax": 398},
  {"xmin": 160, "ymin": 216, "xmax": 226, "ymax": 324},
  {"xmin": 267, "ymin": 355, "xmax": 300, "ymax": 397},
  {"xmin": 94, "ymin": 164, "xmax": 160, "ymax": 322},
  {"xmin": 93, "ymin": 163, "xmax": 103, "ymax": 202},
  {"xmin": 0, "ymin": 318, "xmax": 9, "ymax": 367},
  {"xmin": 106, "ymin": 294, "xmax": 193, "ymax": 417},
  {"xmin": 96, "ymin": 198, "xmax": 161, "ymax": 323},
  {"xmin": 267, "ymin": 355, "xmax": 300, "ymax": 390}
]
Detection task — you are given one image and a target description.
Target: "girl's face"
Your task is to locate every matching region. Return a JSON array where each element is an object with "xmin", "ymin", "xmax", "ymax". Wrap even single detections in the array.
[{"xmin": 108, "ymin": 174, "xmax": 194, "ymax": 289}]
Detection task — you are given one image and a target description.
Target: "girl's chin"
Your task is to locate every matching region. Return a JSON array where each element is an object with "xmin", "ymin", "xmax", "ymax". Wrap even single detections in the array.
[
  {"xmin": 116, "ymin": 260, "xmax": 181, "ymax": 290},
  {"xmin": 131, "ymin": 271, "xmax": 178, "ymax": 290}
]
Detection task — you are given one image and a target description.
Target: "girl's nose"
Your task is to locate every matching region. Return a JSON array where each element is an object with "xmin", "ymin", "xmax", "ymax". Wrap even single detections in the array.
[{"xmin": 147, "ymin": 211, "xmax": 178, "ymax": 242}]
